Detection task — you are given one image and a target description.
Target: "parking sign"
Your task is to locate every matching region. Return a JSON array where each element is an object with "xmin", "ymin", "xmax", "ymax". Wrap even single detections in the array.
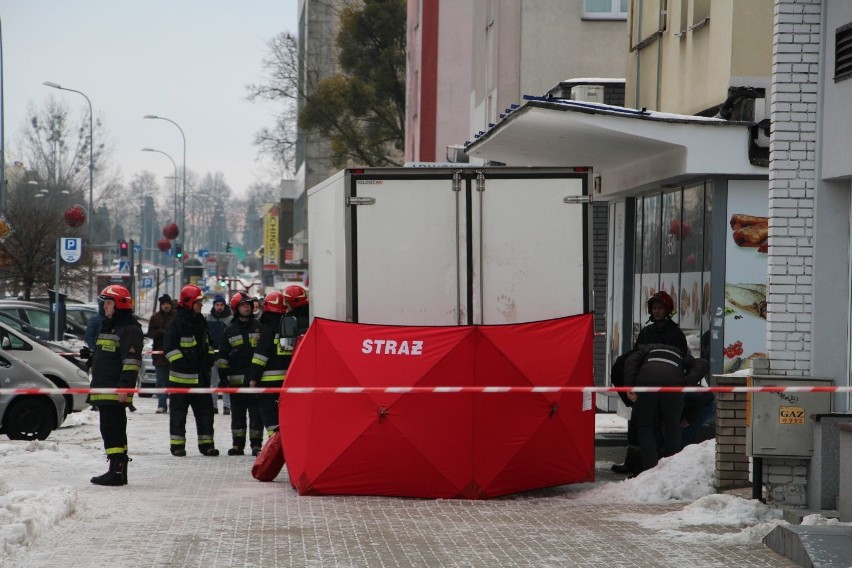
[{"xmin": 61, "ymin": 238, "xmax": 82, "ymax": 263}]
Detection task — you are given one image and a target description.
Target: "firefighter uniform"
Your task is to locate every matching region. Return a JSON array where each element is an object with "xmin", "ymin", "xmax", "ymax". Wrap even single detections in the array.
[
  {"xmin": 217, "ymin": 310, "xmax": 263, "ymax": 455},
  {"xmin": 165, "ymin": 300, "xmax": 218, "ymax": 456},
  {"xmin": 249, "ymin": 310, "xmax": 290, "ymax": 436},
  {"xmin": 89, "ymin": 286, "xmax": 143, "ymax": 486}
]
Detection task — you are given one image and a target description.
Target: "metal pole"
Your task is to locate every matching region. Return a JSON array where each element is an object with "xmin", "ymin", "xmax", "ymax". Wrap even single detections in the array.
[
  {"xmin": 54, "ymin": 238, "xmax": 61, "ymax": 341},
  {"xmin": 43, "ymin": 82, "xmax": 95, "ymax": 302},
  {"xmin": 143, "ymin": 115, "xmax": 186, "ymax": 286}
]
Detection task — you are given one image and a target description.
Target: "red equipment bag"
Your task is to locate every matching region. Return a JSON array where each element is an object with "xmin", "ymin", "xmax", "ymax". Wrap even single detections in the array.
[{"xmin": 251, "ymin": 431, "xmax": 286, "ymax": 482}]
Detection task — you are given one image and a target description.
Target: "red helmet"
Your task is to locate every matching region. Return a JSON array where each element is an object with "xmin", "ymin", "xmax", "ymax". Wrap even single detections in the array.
[
  {"xmin": 230, "ymin": 291, "xmax": 252, "ymax": 312},
  {"xmin": 99, "ymin": 285, "xmax": 133, "ymax": 310},
  {"xmin": 262, "ymin": 291, "xmax": 287, "ymax": 314},
  {"xmin": 647, "ymin": 290, "xmax": 675, "ymax": 316},
  {"xmin": 283, "ymin": 284, "xmax": 308, "ymax": 309},
  {"xmin": 178, "ymin": 284, "xmax": 204, "ymax": 309}
]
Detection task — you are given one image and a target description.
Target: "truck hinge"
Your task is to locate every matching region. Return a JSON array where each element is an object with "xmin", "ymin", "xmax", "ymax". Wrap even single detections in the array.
[
  {"xmin": 452, "ymin": 171, "xmax": 462, "ymax": 192},
  {"xmin": 346, "ymin": 196, "xmax": 376, "ymax": 206},
  {"xmin": 563, "ymin": 195, "xmax": 593, "ymax": 204},
  {"xmin": 475, "ymin": 170, "xmax": 485, "ymax": 192}
]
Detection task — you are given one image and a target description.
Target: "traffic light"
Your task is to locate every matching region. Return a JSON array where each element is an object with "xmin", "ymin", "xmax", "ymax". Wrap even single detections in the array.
[
  {"xmin": 118, "ymin": 239, "xmax": 128, "ymax": 257},
  {"xmin": 225, "ymin": 241, "xmax": 232, "ymax": 253},
  {"xmin": 175, "ymin": 244, "xmax": 183, "ymax": 259}
]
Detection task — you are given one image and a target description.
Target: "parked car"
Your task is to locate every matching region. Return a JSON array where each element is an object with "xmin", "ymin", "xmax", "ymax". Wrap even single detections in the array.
[
  {"xmin": 0, "ymin": 311, "xmax": 52, "ymax": 341},
  {"xmin": 65, "ymin": 303, "xmax": 100, "ymax": 329},
  {"xmin": 0, "ymin": 300, "xmax": 87, "ymax": 340},
  {"xmin": 0, "ymin": 321, "xmax": 90, "ymax": 415},
  {"xmin": 0, "ymin": 348, "xmax": 66, "ymax": 440}
]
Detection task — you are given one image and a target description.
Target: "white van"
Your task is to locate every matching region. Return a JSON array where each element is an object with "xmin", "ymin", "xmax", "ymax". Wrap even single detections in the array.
[{"xmin": 0, "ymin": 321, "xmax": 90, "ymax": 415}]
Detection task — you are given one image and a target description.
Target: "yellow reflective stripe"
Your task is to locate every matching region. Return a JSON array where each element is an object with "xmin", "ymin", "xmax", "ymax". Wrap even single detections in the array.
[
  {"xmin": 229, "ymin": 336, "xmax": 244, "ymax": 346},
  {"xmin": 105, "ymin": 447, "xmax": 126, "ymax": 455},
  {"xmin": 179, "ymin": 336, "xmax": 197, "ymax": 348},
  {"xmin": 229, "ymin": 374, "xmax": 245, "ymax": 384},
  {"xmin": 169, "ymin": 375, "xmax": 199, "ymax": 385},
  {"xmin": 166, "ymin": 350, "xmax": 183, "ymax": 362},
  {"xmin": 216, "ymin": 359, "xmax": 229, "ymax": 369},
  {"xmin": 198, "ymin": 435, "xmax": 214, "ymax": 444},
  {"xmin": 123, "ymin": 364, "xmax": 141, "ymax": 372},
  {"xmin": 251, "ymin": 356, "xmax": 268, "ymax": 367},
  {"xmin": 259, "ymin": 372, "xmax": 285, "ymax": 382},
  {"xmin": 170, "ymin": 436, "xmax": 186, "ymax": 445}
]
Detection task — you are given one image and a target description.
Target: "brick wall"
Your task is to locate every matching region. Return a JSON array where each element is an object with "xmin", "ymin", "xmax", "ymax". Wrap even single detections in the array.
[
  {"xmin": 593, "ymin": 202, "xmax": 608, "ymax": 386},
  {"xmin": 714, "ymin": 375, "xmax": 750, "ymax": 489},
  {"xmin": 754, "ymin": 0, "xmax": 823, "ymax": 508},
  {"xmin": 766, "ymin": 0, "xmax": 820, "ymax": 376}
]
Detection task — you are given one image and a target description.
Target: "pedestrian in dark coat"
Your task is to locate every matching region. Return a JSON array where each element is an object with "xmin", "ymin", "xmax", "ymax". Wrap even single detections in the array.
[
  {"xmin": 165, "ymin": 285, "xmax": 219, "ymax": 457},
  {"xmin": 89, "ymin": 285, "xmax": 143, "ymax": 486},
  {"xmin": 146, "ymin": 294, "xmax": 175, "ymax": 413},
  {"xmin": 207, "ymin": 294, "xmax": 233, "ymax": 413}
]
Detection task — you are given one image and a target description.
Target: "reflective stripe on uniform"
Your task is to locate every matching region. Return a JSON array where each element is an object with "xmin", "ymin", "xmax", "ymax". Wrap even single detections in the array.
[
  {"xmin": 228, "ymin": 374, "xmax": 245, "ymax": 385},
  {"xmin": 260, "ymin": 370, "xmax": 285, "ymax": 382},
  {"xmin": 168, "ymin": 371, "xmax": 199, "ymax": 385},
  {"xmin": 105, "ymin": 447, "xmax": 126, "ymax": 455},
  {"xmin": 170, "ymin": 435, "xmax": 186, "ymax": 445},
  {"xmin": 252, "ymin": 353, "xmax": 269, "ymax": 366},
  {"xmin": 166, "ymin": 349, "xmax": 183, "ymax": 362},
  {"xmin": 179, "ymin": 336, "xmax": 197, "ymax": 348},
  {"xmin": 228, "ymin": 336, "xmax": 244, "ymax": 347},
  {"xmin": 122, "ymin": 357, "xmax": 142, "ymax": 373}
]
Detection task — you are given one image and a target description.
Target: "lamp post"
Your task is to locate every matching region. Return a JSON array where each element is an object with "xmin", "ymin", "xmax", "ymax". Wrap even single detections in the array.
[
  {"xmin": 143, "ymin": 114, "xmax": 186, "ymax": 285},
  {"xmin": 142, "ymin": 147, "xmax": 179, "ymax": 296},
  {"xmin": 43, "ymin": 81, "xmax": 94, "ymax": 302}
]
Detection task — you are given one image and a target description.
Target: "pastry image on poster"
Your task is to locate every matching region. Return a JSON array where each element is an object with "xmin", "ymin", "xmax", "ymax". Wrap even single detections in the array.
[{"xmin": 730, "ymin": 214, "xmax": 768, "ymax": 253}]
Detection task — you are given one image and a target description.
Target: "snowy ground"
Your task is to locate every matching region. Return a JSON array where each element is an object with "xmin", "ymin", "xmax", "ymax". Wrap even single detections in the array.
[{"xmin": 0, "ymin": 402, "xmax": 845, "ymax": 562}]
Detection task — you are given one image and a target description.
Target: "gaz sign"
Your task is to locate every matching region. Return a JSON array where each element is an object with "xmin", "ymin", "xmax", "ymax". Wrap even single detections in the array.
[
  {"xmin": 779, "ymin": 406, "xmax": 805, "ymax": 425},
  {"xmin": 61, "ymin": 238, "xmax": 82, "ymax": 263}
]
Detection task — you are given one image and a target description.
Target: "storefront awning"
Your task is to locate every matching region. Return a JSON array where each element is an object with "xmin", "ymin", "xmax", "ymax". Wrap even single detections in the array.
[{"xmin": 465, "ymin": 98, "xmax": 766, "ymax": 196}]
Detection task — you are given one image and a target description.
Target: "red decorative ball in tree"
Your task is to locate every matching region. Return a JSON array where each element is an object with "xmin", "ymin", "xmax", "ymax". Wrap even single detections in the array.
[
  {"xmin": 64, "ymin": 205, "xmax": 86, "ymax": 228},
  {"xmin": 163, "ymin": 223, "xmax": 179, "ymax": 240},
  {"xmin": 157, "ymin": 238, "xmax": 172, "ymax": 253}
]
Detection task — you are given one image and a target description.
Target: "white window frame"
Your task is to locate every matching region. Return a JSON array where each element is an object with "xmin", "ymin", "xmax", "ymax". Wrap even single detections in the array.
[{"xmin": 583, "ymin": 0, "xmax": 627, "ymax": 20}]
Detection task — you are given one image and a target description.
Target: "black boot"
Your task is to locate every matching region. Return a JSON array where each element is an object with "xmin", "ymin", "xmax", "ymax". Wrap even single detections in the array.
[
  {"xmin": 91, "ymin": 454, "xmax": 128, "ymax": 486},
  {"xmin": 200, "ymin": 444, "xmax": 220, "ymax": 456},
  {"xmin": 227, "ymin": 446, "xmax": 244, "ymax": 456},
  {"xmin": 611, "ymin": 446, "xmax": 642, "ymax": 475}
]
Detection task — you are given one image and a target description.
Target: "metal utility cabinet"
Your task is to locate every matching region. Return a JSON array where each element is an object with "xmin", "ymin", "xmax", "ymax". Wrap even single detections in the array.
[
  {"xmin": 307, "ymin": 167, "xmax": 592, "ymax": 326},
  {"xmin": 746, "ymin": 376, "xmax": 833, "ymax": 458}
]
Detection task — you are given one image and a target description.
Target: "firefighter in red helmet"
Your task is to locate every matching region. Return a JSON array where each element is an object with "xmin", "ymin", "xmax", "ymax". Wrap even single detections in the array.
[
  {"xmin": 216, "ymin": 292, "xmax": 264, "ymax": 456},
  {"xmin": 248, "ymin": 291, "xmax": 292, "ymax": 438},
  {"xmin": 164, "ymin": 284, "xmax": 220, "ymax": 457},
  {"xmin": 282, "ymin": 284, "xmax": 310, "ymax": 337},
  {"xmin": 89, "ymin": 285, "xmax": 143, "ymax": 486}
]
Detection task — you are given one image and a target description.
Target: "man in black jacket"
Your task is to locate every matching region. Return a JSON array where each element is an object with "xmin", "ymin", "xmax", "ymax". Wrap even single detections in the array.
[
  {"xmin": 89, "ymin": 285, "xmax": 144, "ymax": 486},
  {"xmin": 165, "ymin": 285, "xmax": 219, "ymax": 457}
]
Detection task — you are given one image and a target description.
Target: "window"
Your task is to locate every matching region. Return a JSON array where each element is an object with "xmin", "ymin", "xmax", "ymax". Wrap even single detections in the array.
[
  {"xmin": 836, "ymin": 22, "xmax": 852, "ymax": 82},
  {"xmin": 584, "ymin": 0, "xmax": 628, "ymax": 20}
]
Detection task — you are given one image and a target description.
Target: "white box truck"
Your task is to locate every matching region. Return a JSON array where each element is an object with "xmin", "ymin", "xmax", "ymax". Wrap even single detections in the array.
[{"xmin": 307, "ymin": 167, "xmax": 592, "ymax": 325}]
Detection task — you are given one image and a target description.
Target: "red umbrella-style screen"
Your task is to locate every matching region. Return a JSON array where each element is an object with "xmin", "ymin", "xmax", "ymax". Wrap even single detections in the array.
[{"xmin": 279, "ymin": 314, "xmax": 595, "ymax": 499}]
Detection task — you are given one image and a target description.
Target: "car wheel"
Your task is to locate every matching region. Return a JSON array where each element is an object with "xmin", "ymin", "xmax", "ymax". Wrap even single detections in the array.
[{"xmin": 4, "ymin": 397, "xmax": 56, "ymax": 440}]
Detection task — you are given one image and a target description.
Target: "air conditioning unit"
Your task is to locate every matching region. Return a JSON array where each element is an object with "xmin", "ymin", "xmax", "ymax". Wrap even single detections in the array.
[{"xmin": 570, "ymin": 84, "xmax": 605, "ymax": 103}]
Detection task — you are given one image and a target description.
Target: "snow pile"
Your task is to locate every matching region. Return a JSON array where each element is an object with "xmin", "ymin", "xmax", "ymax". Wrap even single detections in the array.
[
  {"xmin": 0, "ymin": 484, "xmax": 77, "ymax": 555},
  {"xmin": 801, "ymin": 514, "xmax": 852, "ymax": 526},
  {"xmin": 576, "ymin": 440, "xmax": 717, "ymax": 503},
  {"xmin": 594, "ymin": 413, "xmax": 627, "ymax": 433}
]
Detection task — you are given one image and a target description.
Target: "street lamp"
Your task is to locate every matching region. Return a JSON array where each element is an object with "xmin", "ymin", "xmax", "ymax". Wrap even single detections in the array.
[
  {"xmin": 142, "ymin": 147, "xmax": 179, "ymax": 296},
  {"xmin": 143, "ymin": 114, "xmax": 186, "ymax": 285},
  {"xmin": 43, "ymin": 81, "xmax": 95, "ymax": 302}
]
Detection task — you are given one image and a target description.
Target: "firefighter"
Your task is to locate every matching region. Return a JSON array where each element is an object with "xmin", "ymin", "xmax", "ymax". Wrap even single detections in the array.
[
  {"xmin": 249, "ymin": 291, "xmax": 291, "ymax": 437},
  {"xmin": 89, "ymin": 285, "xmax": 143, "ymax": 486},
  {"xmin": 282, "ymin": 284, "xmax": 310, "ymax": 339},
  {"xmin": 165, "ymin": 284, "xmax": 219, "ymax": 457},
  {"xmin": 217, "ymin": 292, "xmax": 264, "ymax": 456}
]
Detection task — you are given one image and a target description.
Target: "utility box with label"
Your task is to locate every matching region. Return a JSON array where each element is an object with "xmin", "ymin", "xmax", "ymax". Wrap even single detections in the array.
[{"xmin": 746, "ymin": 376, "xmax": 833, "ymax": 458}]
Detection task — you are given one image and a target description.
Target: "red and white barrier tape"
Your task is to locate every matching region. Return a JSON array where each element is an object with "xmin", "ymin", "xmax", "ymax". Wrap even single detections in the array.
[{"xmin": 2, "ymin": 385, "xmax": 851, "ymax": 396}]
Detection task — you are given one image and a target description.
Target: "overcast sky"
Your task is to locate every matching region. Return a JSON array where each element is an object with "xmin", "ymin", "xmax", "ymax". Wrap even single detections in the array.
[{"xmin": 1, "ymin": 1, "xmax": 297, "ymax": 197}]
